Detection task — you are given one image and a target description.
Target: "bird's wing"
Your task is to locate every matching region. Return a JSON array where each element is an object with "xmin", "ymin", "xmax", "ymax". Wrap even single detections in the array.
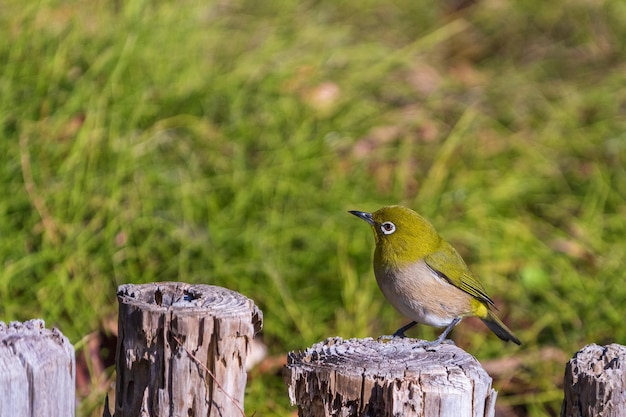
[{"xmin": 424, "ymin": 244, "xmax": 495, "ymax": 307}]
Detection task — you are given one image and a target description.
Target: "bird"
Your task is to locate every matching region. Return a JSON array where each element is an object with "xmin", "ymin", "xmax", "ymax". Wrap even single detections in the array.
[{"xmin": 349, "ymin": 205, "xmax": 521, "ymax": 346}]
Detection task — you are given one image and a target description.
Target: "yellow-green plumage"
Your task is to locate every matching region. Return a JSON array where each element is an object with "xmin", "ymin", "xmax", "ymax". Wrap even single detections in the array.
[{"xmin": 350, "ymin": 205, "xmax": 520, "ymax": 345}]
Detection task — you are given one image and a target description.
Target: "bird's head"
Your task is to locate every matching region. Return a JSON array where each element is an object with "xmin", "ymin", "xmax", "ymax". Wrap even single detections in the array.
[{"xmin": 349, "ymin": 205, "xmax": 441, "ymax": 266}]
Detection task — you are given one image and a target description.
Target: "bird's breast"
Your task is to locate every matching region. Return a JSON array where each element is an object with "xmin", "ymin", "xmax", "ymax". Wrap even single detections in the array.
[{"xmin": 374, "ymin": 259, "xmax": 473, "ymax": 328}]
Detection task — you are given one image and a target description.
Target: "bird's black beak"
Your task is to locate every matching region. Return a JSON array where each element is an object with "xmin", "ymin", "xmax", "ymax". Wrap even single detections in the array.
[{"xmin": 348, "ymin": 210, "xmax": 375, "ymax": 226}]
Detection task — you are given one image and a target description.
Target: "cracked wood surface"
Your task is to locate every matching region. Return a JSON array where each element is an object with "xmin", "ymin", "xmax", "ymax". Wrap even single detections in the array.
[
  {"xmin": 0, "ymin": 319, "xmax": 75, "ymax": 417},
  {"xmin": 561, "ymin": 343, "xmax": 626, "ymax": 417},
  {"xmin": 285, "ymin": 337, "xmax": 496, "ymax": 417},
  {"xmin": 113, "ymin": 282, "xmax": 262, "ymax": 417}
]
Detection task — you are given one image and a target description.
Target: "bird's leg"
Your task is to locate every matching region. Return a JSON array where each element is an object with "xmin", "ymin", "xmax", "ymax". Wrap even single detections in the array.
[
  {"xmin": 414, "ymin": 317, "xmax": 462, "ymax": 349},
  {"xmin": 433, "ymin": 317, "xmax": 461, "ymax": 344},
  {"xmin": 392, "ymin": 321, "xmax": 418, "ymax": 338}
]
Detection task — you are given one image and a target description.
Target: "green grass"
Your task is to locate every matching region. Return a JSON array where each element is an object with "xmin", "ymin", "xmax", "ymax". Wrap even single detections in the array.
[{"xmin": 1, "ymin": 0, "xmax": 626, "ymax": 415}]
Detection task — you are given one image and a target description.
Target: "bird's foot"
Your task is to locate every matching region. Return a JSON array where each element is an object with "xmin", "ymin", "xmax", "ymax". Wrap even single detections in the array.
[
  {"xmin": 378, "ymin": 328, "xmax": 410, "ymax": 341},
  {"xmin": 378, "ymin": 334, "xmax": 401, "ymax": 342},
  {"xmin": 412, "ymin": 338, "xmax": 455, "ymax": 351}
]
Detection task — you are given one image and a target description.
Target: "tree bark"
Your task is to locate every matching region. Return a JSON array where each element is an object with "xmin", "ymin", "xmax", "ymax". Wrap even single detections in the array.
[
  {"xmin": 0, "ymin": 319, "xmax": 75, "ymax": 417},
  {"xmin": 113, "ymin": 282, "xmax": 263, "ymax": 417},
  {"xmin": 285, "ymin": 337, "xmax": 496, "ymax": 417},
  {"xmin": 561, "ymin": 343, "xmax": 626, "ymax": 417}
]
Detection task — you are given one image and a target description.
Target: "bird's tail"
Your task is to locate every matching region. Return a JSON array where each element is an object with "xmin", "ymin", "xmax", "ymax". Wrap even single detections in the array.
[{"xmin": 481, "ymin": 310, "xmax": 521, "ymax": 345}]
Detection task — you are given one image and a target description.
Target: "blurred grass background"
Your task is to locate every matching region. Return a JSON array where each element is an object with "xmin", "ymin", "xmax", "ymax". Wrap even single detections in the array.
[{"xmin": 1, "ymin": 0, "xmax": 626, "ymax": 415}]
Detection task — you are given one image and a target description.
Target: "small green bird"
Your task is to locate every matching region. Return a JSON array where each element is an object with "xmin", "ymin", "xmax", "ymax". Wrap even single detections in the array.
[{"xmin": 349, "ymin": 205, "xmax": 520, "ymax": 346}]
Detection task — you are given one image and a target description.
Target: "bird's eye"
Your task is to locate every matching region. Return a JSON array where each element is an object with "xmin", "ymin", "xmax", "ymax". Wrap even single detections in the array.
[{"xmin": 380, "ymin": 221, "xmax": 396, "ymax": 235}]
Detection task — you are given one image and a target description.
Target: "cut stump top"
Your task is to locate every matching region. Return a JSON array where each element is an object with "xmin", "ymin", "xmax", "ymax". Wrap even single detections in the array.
[
  {"xmin": 286, "ymin": 337, "xmax": 496, "ymax": 417},
  {"xmin": 117, "ymin": 282, "xmax": 262, "ymax": 332},
  {"xmin": 288, "ymin": 336, "xmax": 488, "ymax": 379}
]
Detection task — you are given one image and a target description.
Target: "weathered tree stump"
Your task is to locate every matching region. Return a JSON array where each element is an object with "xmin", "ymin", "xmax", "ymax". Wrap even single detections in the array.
[
  {"xmin": 0, "ymin": 319, "xmax": 75, "ymax": 417},
  {"xmin": 113, "ymin": 282, "xmax": 263, "ymax": 417},
  {"xmin": 285, "ymin": 337, "xmax": 496, "ymax": 417},
  {"xmin": 561, "ymin": 343, "xmax": 626, "ymax": 417}
]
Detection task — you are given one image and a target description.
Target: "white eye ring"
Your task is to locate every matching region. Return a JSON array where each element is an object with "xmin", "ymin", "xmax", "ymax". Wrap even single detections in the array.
[{"xmin": 380, "ymin": 221, "xmax": 396, "ymax": 235}]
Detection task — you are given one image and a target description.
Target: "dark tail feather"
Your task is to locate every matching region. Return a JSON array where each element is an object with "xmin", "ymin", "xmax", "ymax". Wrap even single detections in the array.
[{"xmin": 481, "ymin": 311, "xmax": 521, "ymax": 345}]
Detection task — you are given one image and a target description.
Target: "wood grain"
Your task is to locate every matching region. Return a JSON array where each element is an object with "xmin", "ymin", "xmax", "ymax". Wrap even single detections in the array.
[
  {"xmin": 285, "ymin": 337, "xmax": 496, "ymax": 417},
  {"xmin": 0, "ymin": 319, "xmax": 75, "ymax": 417},
  {"xmin": 561, "ymin": 343, "xmax": 626, "ymax": 417},
  {"xmin": 113, "ymin": 282, "xmax": 262, "ymax": 417}
]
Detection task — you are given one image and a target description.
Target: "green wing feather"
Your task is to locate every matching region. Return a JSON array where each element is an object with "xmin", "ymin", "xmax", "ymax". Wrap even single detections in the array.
[{"xmin": 423, "ymin": 242, "xmax": 495, "ymax": 307}]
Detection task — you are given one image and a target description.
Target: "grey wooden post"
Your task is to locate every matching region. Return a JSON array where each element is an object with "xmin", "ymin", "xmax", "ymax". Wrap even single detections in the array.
[
  {"xmin": 285, "ymin": 337, "xmax": 496, "ymax": 417},
  {"xmin": 112, "ymin": 282, "xmax": 262, "ymax": 417},
  {"xmin": 561, "ymin": 343, "xmax": 626, "ymax": 417},
  {"xmin": 0, "ymin": 319, "xmax": 75, "ymax": 417}
]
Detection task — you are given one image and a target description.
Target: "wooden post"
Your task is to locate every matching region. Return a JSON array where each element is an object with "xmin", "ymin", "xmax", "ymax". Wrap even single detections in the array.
[
  {"xmin": 0, "ymin": 319, "xmax": 75, "ymax": 417},
  {"xmin": 561, "ymin": 343, "xmax": 626, "ymax": 417},
  {"xmin": 285, "ymin": 337, "xmax": 496, "ymax": 417},
  {"xmin": 113, "ymin": 282, "xmax": 263, "ymax": 417}
]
